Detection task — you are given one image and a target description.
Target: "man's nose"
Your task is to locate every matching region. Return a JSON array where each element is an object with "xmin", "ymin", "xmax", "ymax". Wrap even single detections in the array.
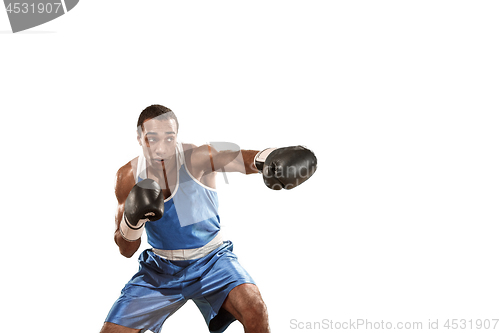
[{"xmin": 155, "ymin": 142, "xmax": 174, "ymax": 158}]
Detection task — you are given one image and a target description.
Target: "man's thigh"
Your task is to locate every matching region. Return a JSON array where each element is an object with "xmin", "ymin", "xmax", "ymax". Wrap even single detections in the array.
[{"xmin": 100, "ymin": 322, "xmax": 141, "ymax": 333}]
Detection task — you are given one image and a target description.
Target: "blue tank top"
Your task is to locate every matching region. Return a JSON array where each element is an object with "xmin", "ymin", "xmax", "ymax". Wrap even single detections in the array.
[{"xmin": 136, "ymin": 143, "xmax": 220, "ymax": 250}]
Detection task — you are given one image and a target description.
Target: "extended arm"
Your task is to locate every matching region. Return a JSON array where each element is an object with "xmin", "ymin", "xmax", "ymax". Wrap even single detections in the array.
[
  {"xmin": 187, "ymin": 143, "xmax": 317, "ymax": 190},
  {"xmin": 184, "ymin": 144, "xmax": 259, "ymax": 176},
  {"xmin": 210, "ymin": 147, "xmax": 260, "ymax": 174}
]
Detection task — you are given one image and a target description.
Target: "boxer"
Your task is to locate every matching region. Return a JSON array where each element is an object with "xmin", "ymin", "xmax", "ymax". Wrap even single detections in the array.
[{"xmin": 101, "ymin": 105, "xmax": 317, "ymax": 333}]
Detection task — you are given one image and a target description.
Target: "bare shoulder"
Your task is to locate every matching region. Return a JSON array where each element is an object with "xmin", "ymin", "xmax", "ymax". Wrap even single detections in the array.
[
  {"xmin": 184, "ymin": 142, "xmax": 213, "ymax": 158},
  {"xmin": 181, "ymin": 143, "xmax": 212, "ymax": 178},
  {"xmin": 115, "ymin": 157, "xmax": 138, "ymax": 203},
  {"xmin": 181, "ymin": 142, "xmax": 198, "ymax": 152},
  {"xmin": 182, "ymin": 142, "xmax": 208, "ymax": 153}
]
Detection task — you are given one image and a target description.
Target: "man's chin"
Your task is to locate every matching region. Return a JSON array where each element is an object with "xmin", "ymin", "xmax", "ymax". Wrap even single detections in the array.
[
  {"xmin": 147, "ymin": 157, "xmax": 174, "ymax": 169},
  {"xmin": 148, "ymin": 159, "xmax": 164, "ymax": 168}
]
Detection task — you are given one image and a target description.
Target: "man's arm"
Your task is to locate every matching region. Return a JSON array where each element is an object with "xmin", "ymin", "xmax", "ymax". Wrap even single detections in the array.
[
  {"xmin": 185, "ymin": 143, "xmax": 259, "ymax": 176},
  {"xmin": 113, "ymin": 162, "xmax": 141, "ymax": 258},
  {"xmin": 211, "ymin": 147, "xmax": 260, "ymax": 174},
  {"xmin": 186, "ymin": 143, "xmax": 317, "ymax": 190}
]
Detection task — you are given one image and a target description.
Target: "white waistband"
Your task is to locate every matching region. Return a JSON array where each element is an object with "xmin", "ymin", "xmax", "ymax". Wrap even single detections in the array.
[{"xmin": 152, "ymin": 233, "xmax": 224, "ymax": 261}]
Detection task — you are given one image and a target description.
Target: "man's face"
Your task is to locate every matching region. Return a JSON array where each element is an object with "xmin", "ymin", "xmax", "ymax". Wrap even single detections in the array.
[{"xmin": 138, "ymin": 117, "xmax": 178, "ymax": 169}]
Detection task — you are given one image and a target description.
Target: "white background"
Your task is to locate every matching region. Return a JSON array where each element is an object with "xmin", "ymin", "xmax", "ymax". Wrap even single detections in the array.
[{"xmin": 1, "ymin": 1, "xmax": 499, "ymax": 332}]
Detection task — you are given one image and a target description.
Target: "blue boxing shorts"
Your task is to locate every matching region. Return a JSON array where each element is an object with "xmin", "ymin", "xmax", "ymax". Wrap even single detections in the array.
[{"xmin": 105, "ymin": 241, "xmax": 255, "ymax": 333}]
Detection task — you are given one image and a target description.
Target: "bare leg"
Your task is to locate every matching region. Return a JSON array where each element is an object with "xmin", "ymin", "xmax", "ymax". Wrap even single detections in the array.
[
  {"xmin": 221, "ymin": 283, "xmax": 270, "ymax": 333},
  {"xmin": 100, "ymin": 322, "xmax": 141, "ymax": 333}
]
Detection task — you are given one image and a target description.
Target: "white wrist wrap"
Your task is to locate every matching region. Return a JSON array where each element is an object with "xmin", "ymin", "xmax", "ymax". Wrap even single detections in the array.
[
  {"xmin": 254, "ymin": 148, "xmax": 277, "ymax": 173},
  {"xmin": 119, "ymin": 214, "xmax": 146, "ymax": 242}
]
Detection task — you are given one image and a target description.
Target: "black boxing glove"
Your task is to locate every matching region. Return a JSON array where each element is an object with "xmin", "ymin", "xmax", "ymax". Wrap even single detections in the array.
[
  {"xmin": 254, "ymin": 146, "xmax": 318, "ymax": 190},
  {"xmin": 120, "ymin": 179, "xmax": 164, "ymax": 241}
]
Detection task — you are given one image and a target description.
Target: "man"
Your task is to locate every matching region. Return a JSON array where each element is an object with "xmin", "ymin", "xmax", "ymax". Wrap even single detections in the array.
[{"xmin": 101, "ymin": 105, "xmax": 317, "ymax": 333}]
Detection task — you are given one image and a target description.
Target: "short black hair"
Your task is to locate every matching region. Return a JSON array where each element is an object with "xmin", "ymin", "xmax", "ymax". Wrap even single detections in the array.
[{"xmin": 137, "ymin": 105, "xmax": 179, "ymax": 135}]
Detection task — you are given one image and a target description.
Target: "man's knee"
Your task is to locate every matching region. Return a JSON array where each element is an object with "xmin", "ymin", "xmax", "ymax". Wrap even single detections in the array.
[
  {"xmin": 247, "ymin": 297, "xmax": 268, "ymax": 321},
  {"xmin": 223, "ymin": 283, "xmax": 269, "ymax": 325},
  {"xmin": 242, "ymin": 297, "xmax": 269, "ymax": 332},
  {"xmin": 237, "ymin": 285, "xmax": 268, "ymax": 321}
]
